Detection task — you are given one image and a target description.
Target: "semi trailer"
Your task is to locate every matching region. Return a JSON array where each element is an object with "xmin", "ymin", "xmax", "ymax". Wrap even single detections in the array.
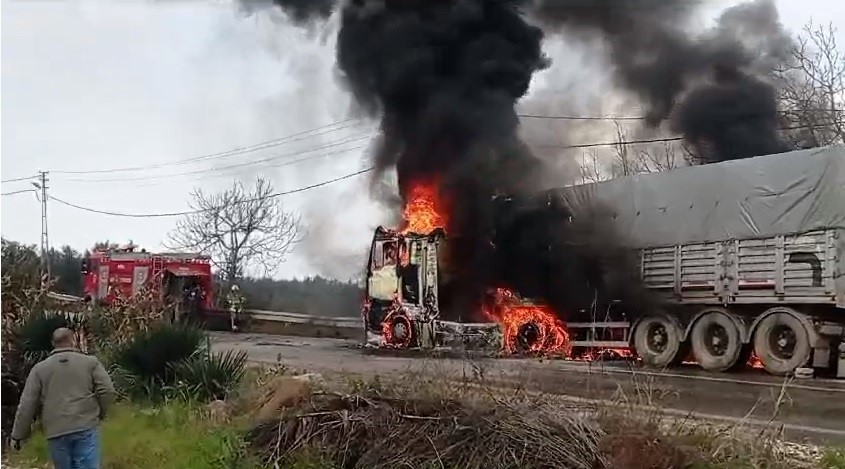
[{"xmin": 362, "ymin": 146, "xmax": 845, "ymax": 377}]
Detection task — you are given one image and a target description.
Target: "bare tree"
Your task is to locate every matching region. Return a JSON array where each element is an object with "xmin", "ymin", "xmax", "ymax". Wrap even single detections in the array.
[
  {"xmin": 776, "ymin": 21, "xmax": 845, "ymax": 147},
  {"xmin": 634, "ymin": 141, "xmax": 686, "ymax": 173},
  {"xmin": 579, "ymin": 149, "xmax": 604, "ymax": 183},
  {"xmin": 610, "ymin": 122, "xmax": 634, "ymax": 178},
  {"xmin": 167, "ymin": 178, "xmax": 301, "ymax": 284},
  {"xmin": 609, "ymin": 122, "xmax": 685, "ymax": 177}
]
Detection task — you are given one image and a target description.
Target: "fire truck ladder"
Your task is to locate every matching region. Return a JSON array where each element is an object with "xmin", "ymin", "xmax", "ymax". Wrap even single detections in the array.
[{"xmin": 152, "ymin": 256, "xmax": 164, "ymax": 280}]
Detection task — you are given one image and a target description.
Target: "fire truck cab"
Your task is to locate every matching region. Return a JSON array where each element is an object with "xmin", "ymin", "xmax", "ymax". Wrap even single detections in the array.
[{"xmin": 81, "ymin": 244, "xmax": 213, "ymax": 311}]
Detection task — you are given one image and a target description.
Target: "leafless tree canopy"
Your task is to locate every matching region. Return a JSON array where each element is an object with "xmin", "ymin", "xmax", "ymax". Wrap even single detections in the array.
[
  {"xmin": 167, "ymin": 178, "xmax": 301, "ymax": 283},
  {"xmin": 579, "ymin": 122, "xmax": 686, "ymax": 183},
  {"xmin": 776, "ymin": 21, "xmax": 845, "ymax": 147}
]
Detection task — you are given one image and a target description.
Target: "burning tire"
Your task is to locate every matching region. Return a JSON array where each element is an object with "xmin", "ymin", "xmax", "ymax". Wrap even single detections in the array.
[
  {"xmin": 383, "ymin": 314, "xmax": 414, "ymax": 348},
  {"xmin": 753, "ymin": 309, "xmax": 811, "ymax": 376},
  {"xmin": 516, "ymin": 322, "xmax": 542, "ymax": 352},
  {"xmin": 633, "ymin": 316, "xmax": 682, "ymax": 367},
  {"xmin": 690, "ymin": 309, "xmax": 743, "ymax": 372}
]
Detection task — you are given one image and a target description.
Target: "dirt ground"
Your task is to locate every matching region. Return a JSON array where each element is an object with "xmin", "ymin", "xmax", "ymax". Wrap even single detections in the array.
[{"xmin": 210, "ymin": 332, "xmax": 845, "ymax": 445}]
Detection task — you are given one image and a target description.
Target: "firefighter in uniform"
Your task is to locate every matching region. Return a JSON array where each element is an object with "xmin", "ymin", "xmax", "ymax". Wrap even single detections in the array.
[{"xmin": 226, "ymin": 285, "xmax": 245, "ymax": 332}]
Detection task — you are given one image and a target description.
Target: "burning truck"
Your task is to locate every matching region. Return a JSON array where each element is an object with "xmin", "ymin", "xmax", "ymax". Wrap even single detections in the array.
[{"xmin": 363, "ymin": 146, "xmax": 845, "ymax": 378}]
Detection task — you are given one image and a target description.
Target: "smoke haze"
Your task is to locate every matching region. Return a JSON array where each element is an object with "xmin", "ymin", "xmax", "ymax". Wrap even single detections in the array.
[{"xmin": 257, "ymin": 0, "xmax": 796, "ymax": 320}]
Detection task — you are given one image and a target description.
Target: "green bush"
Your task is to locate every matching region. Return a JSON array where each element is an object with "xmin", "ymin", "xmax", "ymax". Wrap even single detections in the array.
[
  {"xmin": 111, "ymin": 323, "xmax": 204, "ymax": 400},
  {"xmin": 17, "ymin": 311, "xmax": 81, "ymax": 370},
  {"xmin": 174, "ymin": 349, "xmax": 248, "ymax": 402}
]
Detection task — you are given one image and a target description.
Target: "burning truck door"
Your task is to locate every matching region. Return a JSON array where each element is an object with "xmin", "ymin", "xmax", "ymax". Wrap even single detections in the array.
[{"xmin": 368, "ymin": 240, "xmax": 401, "ymax": 301}]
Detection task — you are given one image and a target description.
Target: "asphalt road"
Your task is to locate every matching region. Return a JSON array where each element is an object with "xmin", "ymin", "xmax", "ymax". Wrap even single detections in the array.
[{"xmin": 210, "ymin": 332, "xmax": 845, "ymax": 445}]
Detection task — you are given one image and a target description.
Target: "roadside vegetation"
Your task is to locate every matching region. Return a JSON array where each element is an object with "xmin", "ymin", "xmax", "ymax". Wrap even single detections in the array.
[
  {"xmin": 1, "ymin": 238, "xmax": 363, "ymax": 318},
  {"xmin": 1, "ymin": 240, "xmax": 841, "ymax": 469}
]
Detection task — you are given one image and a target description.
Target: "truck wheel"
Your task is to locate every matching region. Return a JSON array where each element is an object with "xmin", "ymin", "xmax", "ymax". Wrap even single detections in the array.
[
  {"xmin": 753, "ymin": 312, "xmax": 811, "ymax": 376},
  {"xmin": 633, "ymin": 316, "xmax": 682, "ymax": 367},
  {"xmin": 690, "ymin": 310, "xmax": 742, "ymax": 372},
  {"xmin": 384, "ymin": 314, "xmax": 414, "ymax": 348}
]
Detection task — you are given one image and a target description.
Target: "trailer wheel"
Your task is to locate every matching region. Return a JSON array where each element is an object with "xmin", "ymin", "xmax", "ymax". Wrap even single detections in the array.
[
  {"xmin": 690, "ymin": 310, "xmax": 742, "ymax": 372},
  {"xmin": 753, "ymin": 311, "xmax": 811, "ymax": 376},
  {"xmin": 633, "ymin": 316, "xmax": 682, "ymax": 367}
]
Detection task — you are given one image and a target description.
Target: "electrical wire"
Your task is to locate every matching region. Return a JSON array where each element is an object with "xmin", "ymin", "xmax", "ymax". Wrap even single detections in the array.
[
  {"xmin": 518, "ymin": 113, "xmax": 643, "ymax": 120},
  {"xmin": 1, "ymin": 175, "xmax": 37, "ymax": 183},
  {"xmin": 49, "ymin": 118, "xmax": 358, "ymax": 175},
  {"xmin": 13, "ymin": 111, "xmax": 841, "ymax": 180},
  {"xmin": 517, "ymin": 108, "xmax": 845, "ymax": 120},
  {"xmin": 127, "ymin": 144, "xmax": 368, "ymax": 189},
  {"xmin": 59, "ymin": 133, "xmax": 373, "ymax": 184},
  {"xmin": 531, "ymin": 123, "xmax": 832, "ymax": 149},
  {"xmin": 50, "ymin": 167, "xmax": 374, "ymax": 218},
  {"xmin": 1, "ymin": 189, "xmax": 36, "ymax": 196}
]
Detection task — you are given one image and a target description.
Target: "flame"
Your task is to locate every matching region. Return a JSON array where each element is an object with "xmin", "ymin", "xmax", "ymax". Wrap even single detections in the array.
[
  {"xmin": 402, "ymin": 180, "xmax": 446, "ymax": 234},
  {"xmin": 381, "ymin": 297, "xmax": 413, "ymax": 348},
  {"xmin": 573, "ymin": 348, "xmax": 634, "ymax": 362},
  {"xmin": 484, "ymin": 288, "xmax": 570, "ymax": 355}
]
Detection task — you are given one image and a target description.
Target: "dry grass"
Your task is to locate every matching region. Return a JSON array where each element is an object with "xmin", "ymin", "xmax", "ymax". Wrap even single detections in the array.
[
  {"xmin": 246, "ymin": 374, "xmax": 604, "ymax": 469},
  {"xmin": 241, "ymin": 362, "xmax": 825, "ymax": 469}
]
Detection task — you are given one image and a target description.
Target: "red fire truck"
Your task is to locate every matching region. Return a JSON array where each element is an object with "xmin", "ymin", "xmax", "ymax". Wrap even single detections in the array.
[{"xmin": 81, "ymin": 244, "xmax": 214, "ymax": 310}]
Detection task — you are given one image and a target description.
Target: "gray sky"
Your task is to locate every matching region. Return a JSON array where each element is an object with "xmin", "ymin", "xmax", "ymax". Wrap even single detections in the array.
[{"xmin": 2, "ymin": 0, "xmax": 842, "ymax": 280}]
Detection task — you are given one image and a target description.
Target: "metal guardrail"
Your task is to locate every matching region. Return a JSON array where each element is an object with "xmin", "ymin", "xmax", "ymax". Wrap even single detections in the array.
[
  {"xmin": 247, "ymin": 309, "xmax": 361, "ymax": 328},
  {"xmin": 41, "ymin": 291, "xmax": 361, "ymax": 329}
]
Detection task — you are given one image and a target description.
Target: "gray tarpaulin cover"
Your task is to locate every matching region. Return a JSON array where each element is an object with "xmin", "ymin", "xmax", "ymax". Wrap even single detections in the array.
[{"xmin": 550, "ymin": 145, "xmax": 845, "ymax": 249}]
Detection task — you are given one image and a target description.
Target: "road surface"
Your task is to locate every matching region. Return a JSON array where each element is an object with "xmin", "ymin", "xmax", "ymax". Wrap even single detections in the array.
[{"xmin": 211, "ymin": 332, "xmax": 845, "ymax": 444}]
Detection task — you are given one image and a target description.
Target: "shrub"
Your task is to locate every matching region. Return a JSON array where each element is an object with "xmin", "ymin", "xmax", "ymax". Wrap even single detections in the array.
[
  {"xmin": 111, "ymin": 323, "xmax": 204, "ymax": 400},
  {"xmin": 174, "ymin": 349, "xmax": 248, "ymax": 402}
]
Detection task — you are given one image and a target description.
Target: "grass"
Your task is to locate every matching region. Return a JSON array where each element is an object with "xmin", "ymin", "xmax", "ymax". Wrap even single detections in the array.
[
  {"xmin": 242, "ymin": 365, "xmax": 838, "ymax": 469},
  {"xmin": 5, "ymin": 401, "xmax": 257, "ymax": 469},
  {"xmin": 4, "ymin": 366, "xmax": 841, "ymax": 469},
  {"xmin": 821, "ymin": 447, "xmax": 845, "ymax": 469}
]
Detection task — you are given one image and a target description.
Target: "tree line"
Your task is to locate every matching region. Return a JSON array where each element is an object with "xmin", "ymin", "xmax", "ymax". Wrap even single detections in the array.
[{"xmin": 1, "ymin": 239, "xmax": 363, "ymax": 318}]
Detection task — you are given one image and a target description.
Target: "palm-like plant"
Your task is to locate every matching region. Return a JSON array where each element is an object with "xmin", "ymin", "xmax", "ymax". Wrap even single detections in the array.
[
  {"xmin": 173, "ymin": 349, "xmax": 248, "ymax": 402},
  {"xmin": 111, "ymin": 323, "xmax": 204, "ymax": 400}
]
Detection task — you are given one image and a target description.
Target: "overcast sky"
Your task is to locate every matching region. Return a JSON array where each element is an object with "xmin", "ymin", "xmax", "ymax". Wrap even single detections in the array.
[{"xmin": 2, "ymin": 0, "xmax": 842, "ymax": 280}]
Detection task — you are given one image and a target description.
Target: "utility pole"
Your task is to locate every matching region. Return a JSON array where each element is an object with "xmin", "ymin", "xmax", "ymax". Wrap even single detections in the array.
[{"xmin": 33, "ymin": 171, "xmax": 50, "ymax": 279}]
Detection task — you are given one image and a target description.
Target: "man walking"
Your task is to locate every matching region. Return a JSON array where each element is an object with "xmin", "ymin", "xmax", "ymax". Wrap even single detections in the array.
[{"xmin": 11, "ymin": 327, "xmax": 115, "ymax": 469}]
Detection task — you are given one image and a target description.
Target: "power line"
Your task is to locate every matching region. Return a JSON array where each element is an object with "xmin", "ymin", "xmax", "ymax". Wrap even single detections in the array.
[
  {"xmin": 1, "ymin": 175, "xmax": 37, "ymax": 183},
  {"xmin": 59, "ymin": 133, "xmax": 373, "ymax": 184},
  {"xmin": 532, "ymin": 123, "xmax": 829, "ymax": 149},
  {"xmin": 518, "ymin": 113, "xmax": 643, "ymax": 121},
  {"xmin": 517, "ymin": 108, "xmax": 845, "ymax": 121},
  {"xmin": 50, "ymin": 167, "xmax": 374, "ymax": 218},
  {"xmin": 49, "ymin": 118, "xmax": 357, "ymax": 176},
  {"xmin": 127, "ymin": 144, "xmax": 368, "ymax": 189},
  {"xmin": 1, "ymin": 188, "xmax": 36, "ymax": 196}
]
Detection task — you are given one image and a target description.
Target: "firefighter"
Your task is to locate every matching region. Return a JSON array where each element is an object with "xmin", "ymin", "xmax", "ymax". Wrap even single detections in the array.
[{"xmin": 226, "ymin": 285, "xmax": 245, "ymax": 332}]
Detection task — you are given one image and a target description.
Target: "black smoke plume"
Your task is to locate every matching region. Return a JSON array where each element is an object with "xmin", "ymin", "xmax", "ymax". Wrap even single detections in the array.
[
  {"xmin": 336, "ymin": 0, "xmax": 550, "ymax": 319},
  {"xmin": 672, "ymin": 65, "xmax": 789, "ymax": 162},
  {"xmin": 239, "ymin": 0, "xmax": 335, "ymax": 24},
  {"xmin": 257, "ymin": 0, "xmax": 796, "ymax": 325},
  {"xmin": 272, "ymin": 0, "xmax": 334, "ymax": 22},
  {"xmin": 529, "ymin": 0, "xmax": 792, "ymax": 162}
]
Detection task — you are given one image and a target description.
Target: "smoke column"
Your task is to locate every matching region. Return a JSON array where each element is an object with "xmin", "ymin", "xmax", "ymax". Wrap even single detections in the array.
[
  {"xmin": 239, "ymin": 0, "xmax": 336, "ymax": 24},
  {"xmin": 334, "ymin": 0, "xmax": 552, "ymax": 318},
  {"xmin": 254, "ymin": 0, "xmax": 797, "ymax": 322},
  {"xmin": 529, "ymin": 0, "xmax": 792, "ymax": 162}
]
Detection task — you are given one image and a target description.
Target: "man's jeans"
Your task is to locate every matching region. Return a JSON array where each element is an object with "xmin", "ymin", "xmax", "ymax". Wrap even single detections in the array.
[{"xmin": 47, "ymin": 427, "xmax": 99, "ymax": 469}]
